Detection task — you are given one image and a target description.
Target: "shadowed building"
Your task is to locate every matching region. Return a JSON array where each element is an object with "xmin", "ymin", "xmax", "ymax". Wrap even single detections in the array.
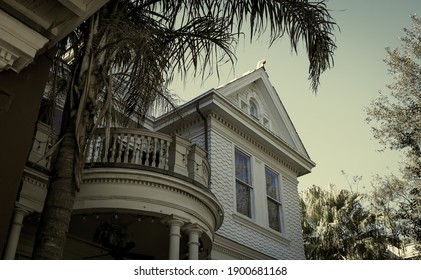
[
  {"xmin": 0, "ymin": 0, "xmax": 110, "ymax": 258},
  {"xmin": 4, "ymin": 64, "xmax": 314, "ymax": 259}
]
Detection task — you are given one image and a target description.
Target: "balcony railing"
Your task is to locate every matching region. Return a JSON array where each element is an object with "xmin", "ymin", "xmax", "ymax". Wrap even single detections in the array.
[
  {"xmin": 28, "ymin": 124, "xmax": 210, "ymax": 187},
  {"xmin": 86, "ymin": 128, "xmax": 172, "ymax": 169},
  {"xmin": 85, "ymin": 128, "xmax": 210, "ymax": 187}
]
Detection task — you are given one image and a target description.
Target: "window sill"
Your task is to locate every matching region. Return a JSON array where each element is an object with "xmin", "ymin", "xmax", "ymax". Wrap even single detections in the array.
[{"xmin": 232, "ymin": 213, "xmax": 291, "ymax": 246}]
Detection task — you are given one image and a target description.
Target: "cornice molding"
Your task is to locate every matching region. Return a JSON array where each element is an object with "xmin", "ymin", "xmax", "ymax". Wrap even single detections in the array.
[
  {"xmin": 82, "ymin": 176, "xmax": 209, "ymax": 209},
  {"xmin": 21, "ymin": 172, "xmax": 48, "ymax": 190},
  {"xmin": 210, "ymin": 112, "xmax": 300, "ymax": 175},
  {"xmin": 80, "ymin": 172, "xmax": 223, "ymax": 230},
  {"xmin": 0, "ymin": 9, "xmax": 48, "ymax": 72},
  {"xmin": 0, "ymin": 47, "xmax": 17, "ymax": 69}
]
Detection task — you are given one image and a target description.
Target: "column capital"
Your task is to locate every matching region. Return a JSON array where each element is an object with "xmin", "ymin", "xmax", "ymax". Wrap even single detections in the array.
[
  {"xmin": 183, "ymin": 223, "xmax": 206, "ymax": 260},
  {"xmin": 14, "ymin": 201, "xmax": 34, "ymax": 213},
  {"xmin": 182, "ymin": 223, "xmax": 206, "ymax": 235},
  {"xmin": 161, "ymin": 214, "xmax": 189, "ymax": 226},
  {"xmin": 163, "ymin": 215, "xmax": 189, "ymax": 260},
  {"xmin": 14, "ymin": 204, "xmax": 31, "ymax": 217}
]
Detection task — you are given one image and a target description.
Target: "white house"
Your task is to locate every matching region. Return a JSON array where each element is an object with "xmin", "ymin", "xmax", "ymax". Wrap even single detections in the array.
[{"xmin": 3, "ymin": 65, "xmax": 314, "ymax": 260}]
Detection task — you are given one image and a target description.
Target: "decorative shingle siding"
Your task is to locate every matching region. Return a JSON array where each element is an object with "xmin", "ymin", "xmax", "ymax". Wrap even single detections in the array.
[
  {"xmin": 208, "ymin": 129, "xmax": 234, "ymax": 218},
  {"xmin": 281, "ymin": 176, "xmax": 306, "ymax": 259},
  {"xmin": 209, "ymin": 128, "xmax": 305, "ymax": 259}
]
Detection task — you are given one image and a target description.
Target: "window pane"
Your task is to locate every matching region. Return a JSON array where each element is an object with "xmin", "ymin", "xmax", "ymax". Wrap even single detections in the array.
[
  {"xmin": 268, "ymin": 199, "xmax": 281, "ymax": 231},
  {"xmin": 249, "ymin": 99, "xmax": 258, "ymax": 119},
  {"xmin": 236, "ymin": 182, "xmax": 251, "ymax": 217},
  {"xmin": 235, "ymin": 150, "xmax": 251, "ymax": 184},
  {"xmin": 265, "ymin": 168, "xmax": 278, "ymax": 200}
]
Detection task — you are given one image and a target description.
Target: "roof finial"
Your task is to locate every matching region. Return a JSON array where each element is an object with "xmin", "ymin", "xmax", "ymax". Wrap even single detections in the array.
[{"xmin": 256, "ymin": 59, "xmax": 266, "ymax": 70}]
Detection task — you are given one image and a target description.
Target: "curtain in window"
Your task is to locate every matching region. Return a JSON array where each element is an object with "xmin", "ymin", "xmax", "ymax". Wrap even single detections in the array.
[
  {"xmin": 266, "ymin": 168, "xmax": 282, "ymax": 232},
  {"xmin": 235, "ymin": 150, "xmax": 250, "ymax": 184},
  {"xmin": 235, "ymin": 149, "xmax": 252, "ymax": 217}
]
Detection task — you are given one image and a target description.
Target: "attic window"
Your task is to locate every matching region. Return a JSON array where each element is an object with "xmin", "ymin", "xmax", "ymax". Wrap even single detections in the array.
[{"xmin": 249, "ymin": 99, "xmax": 259, "ymax": 120}]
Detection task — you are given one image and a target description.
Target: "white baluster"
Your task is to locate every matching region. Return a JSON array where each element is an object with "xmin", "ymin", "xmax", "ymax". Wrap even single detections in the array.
[{"xmin": 110, "ymin": 134, "xmax": 117, "ymax": 163}]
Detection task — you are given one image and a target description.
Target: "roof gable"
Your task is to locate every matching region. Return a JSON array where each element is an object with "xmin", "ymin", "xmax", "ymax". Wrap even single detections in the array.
[
  {"xmin": 154, "ymin": 66, "xmax": 314, "ymax": 175},
  {"xmin": 216, "ymin": 67, "xmax": 309, "ymax": 158}
]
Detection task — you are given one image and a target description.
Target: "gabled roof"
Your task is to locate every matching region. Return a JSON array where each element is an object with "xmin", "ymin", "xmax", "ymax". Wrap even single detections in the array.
[
  {"xmin": 154, "ymin": 67, "xmax": 315, "ymax": 176},
  {"xmin": 215, "ymin": 67, "xmax": 310, "ymax": 159}
]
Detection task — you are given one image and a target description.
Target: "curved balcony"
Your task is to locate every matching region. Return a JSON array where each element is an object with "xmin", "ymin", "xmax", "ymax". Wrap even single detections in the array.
[
  {"xmin": 84, "ymin": 127, "xmax": 210, "ymax": 186},
  {"xmin": 20, "ymin": 124, "xmax": 223, "ymax": 259},
  {"xmin": 72, "ymin": 128, "xmax": 223, "ymax": 258}
]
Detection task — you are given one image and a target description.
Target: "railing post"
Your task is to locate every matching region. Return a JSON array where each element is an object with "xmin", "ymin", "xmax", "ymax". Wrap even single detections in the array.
[
  {"xmin": 168, "ymin": 135, "xmax": 190, "ymax": 177},
  {"xmin": 84, "ymin": 129, "xmax": 192, "ymax": 176},
  {"xmin": 188, "ymin": 144, "xmax": 209, "ymax": 187},
  {"xmin": 110, "ymin": 135, "xmax": 117, "ymax": 163}
]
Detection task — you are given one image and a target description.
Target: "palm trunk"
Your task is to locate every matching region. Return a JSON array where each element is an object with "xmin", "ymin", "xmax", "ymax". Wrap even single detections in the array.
[
  {"xmin": 31, "ymin": 13, "xmax": 102, "ymax": 259},
  {"xmin": 32, "ymin": 122, "xmax": 77, "ymax": 259}
]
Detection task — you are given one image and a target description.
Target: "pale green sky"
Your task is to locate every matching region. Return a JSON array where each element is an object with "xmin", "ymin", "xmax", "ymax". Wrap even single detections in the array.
[{"xmin": 170, "ymin": 0, "xmax": 420, "ymax": 192}]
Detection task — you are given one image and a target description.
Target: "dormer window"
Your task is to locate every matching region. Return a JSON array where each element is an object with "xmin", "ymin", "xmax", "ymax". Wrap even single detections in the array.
[{"xmin": 249, "ymin": 99, "xmax": 259, "ymax": 120}]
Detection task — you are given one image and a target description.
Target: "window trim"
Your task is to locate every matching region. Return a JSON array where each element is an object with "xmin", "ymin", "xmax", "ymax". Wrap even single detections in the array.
[
  {"xmin": 249, "ymin": 98, "xmax": 259, "ymax": 120},
  {"xmin": 234, "ymin": 148, "xmax": 254, "ymax": 218},
  {"xmin": 265, "ymin": 167, "xmax": 284, "ymax": 233},
  {"xmin": 232, "ymin": 213, "xmax": 290, "ymax": 245}
]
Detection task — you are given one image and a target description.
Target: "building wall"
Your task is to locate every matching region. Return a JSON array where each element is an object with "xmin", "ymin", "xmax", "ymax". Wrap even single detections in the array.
[
  {"xmin": 207, "ymin": 115, "xmax": 305, "ymax": 259},
  {"xmin": 0, "ymin": 52, "xmax": 53, "ymax": 257}
]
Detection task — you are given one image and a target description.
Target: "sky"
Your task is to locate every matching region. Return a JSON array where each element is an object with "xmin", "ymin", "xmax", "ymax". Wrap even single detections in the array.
[{"xmin": 170, "ymin": 0, "xmax": 421, "ymax": 192}]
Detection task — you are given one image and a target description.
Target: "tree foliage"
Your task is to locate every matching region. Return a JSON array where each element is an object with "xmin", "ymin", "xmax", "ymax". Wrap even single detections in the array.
[
  {"xmin": 367, "ymin": 15, "xmax": 421, "ymax": 178},
  {"xmin": 370, "ymin": 175, "xmax": 420, "ymax": 257},
  {"xmin": 301, "ymin": 185, "xmax": 393, "ymax": 260},
  {"xmin": 366, "ymin": 15, "xmax": 421, "ymax": 253}
]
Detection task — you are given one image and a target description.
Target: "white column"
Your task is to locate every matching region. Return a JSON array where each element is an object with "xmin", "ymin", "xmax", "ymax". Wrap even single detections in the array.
[
  {"xmin": 183, "ymin": 224, "xmax": 204, "ymax": 260},
  {"xmin": 3, "ymin": 207, "xmax": 29, "ymax": 259},
  {"xmin": 163, "ymin": 216, "xmax": 187, "ymax": 260}
]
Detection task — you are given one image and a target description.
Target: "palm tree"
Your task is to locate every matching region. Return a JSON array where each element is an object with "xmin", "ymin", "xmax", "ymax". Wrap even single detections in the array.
[
  {"xmin": 301, "ymin": 185, "xmax": 393, "ymax": 259},
  {"xmin": 32, "ymin": 0, "xmax": 337, "ymax": 259}
]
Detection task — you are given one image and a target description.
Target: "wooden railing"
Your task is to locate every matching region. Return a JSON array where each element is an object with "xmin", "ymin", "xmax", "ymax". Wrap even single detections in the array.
[
  {"xmin": 29, "ymin": 125, "xmax": 210, "ymax": 187},
  {"xmin": 86, "ymin": 128, "xmax": 172, "ymax": 170},
  {"xmin": 85, "ymin": 128, "xmax": 210, "ymax": 187}
]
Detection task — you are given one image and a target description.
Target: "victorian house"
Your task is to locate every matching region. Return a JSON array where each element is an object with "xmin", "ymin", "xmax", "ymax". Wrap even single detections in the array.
[{"xmin": 3, "ymin": 63, "xmax": 314, "ymax": 260}]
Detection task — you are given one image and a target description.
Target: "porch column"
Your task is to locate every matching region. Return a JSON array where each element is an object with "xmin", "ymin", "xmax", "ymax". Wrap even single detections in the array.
[
  {"xmin": 3, "ymin": 207, "xmax": 29, "ymax": 259},
  {"xmin": 183, "ymin": 224, "xmax": 204, "ymax": 260},
  {"xmin": 162, "ymin": 215, "xmax": 188, "ymax": 260}
]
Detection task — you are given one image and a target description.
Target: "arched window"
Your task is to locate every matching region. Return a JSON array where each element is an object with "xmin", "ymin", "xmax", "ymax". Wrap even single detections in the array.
[{"xmin": 249, "ymin": 99, "xmax": 259, "ymax": 120}]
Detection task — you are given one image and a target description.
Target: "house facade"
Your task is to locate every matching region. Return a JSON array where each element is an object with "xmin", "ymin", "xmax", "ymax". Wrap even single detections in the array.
[{"xmin": 3, "ymin": 66, "xmax": 314, "ymax": 260}]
